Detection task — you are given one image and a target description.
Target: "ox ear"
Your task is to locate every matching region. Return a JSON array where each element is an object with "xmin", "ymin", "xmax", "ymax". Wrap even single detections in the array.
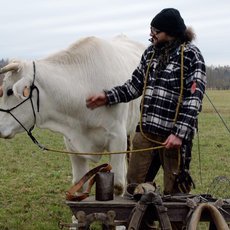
[{"xmin": 12, "ymin": 78, "xmax": 32, "ymax": 99}]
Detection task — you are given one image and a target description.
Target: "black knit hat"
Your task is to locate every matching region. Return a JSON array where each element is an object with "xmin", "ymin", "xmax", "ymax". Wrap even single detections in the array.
[{"xmin": 151, "ymin": 8, "xmax": 186, "ymax": 36}]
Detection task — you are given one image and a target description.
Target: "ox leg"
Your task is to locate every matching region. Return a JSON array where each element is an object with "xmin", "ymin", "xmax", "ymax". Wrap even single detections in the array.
[
  {"xmin": 126, "ymin": 135, "xmax": 133, "ymax": 164},
  {"xmin": 111, "ymin": 153, "xmax": 127, "ymax": 196},
  {"xmin": 64, "ymin": 137, "xmax": 89, "ymax": 189},
  {"xmin": 69, "ymin": 155, "xmax": 89, "ymax": 189},
  {"xmin": 68, "ymin": 155, "xmax": 88, "ymax": 230},
  {"xmin": 109, "ymin": 132, "xmax": 127, "ymax": 196}
]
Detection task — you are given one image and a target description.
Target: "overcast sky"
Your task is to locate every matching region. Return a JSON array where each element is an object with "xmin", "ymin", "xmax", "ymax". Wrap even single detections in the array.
[{"xmin": 1, "ymin": 0, "xmax": 230, "ymax": 66}]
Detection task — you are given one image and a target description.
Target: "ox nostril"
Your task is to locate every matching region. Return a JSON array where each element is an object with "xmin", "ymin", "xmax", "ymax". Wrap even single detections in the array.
[{"xmin": 7, "ymin": 89, "xmax": 13, "ymax": 96}]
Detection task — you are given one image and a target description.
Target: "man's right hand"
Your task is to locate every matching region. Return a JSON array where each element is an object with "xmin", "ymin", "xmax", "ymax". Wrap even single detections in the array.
[
  {"xmin": 86, "ymin": 92, "xmax": 108, "ymax": 110},
  {"xmin": 163, "ymin": 134, "xmax": 182, "ymax": 149}
]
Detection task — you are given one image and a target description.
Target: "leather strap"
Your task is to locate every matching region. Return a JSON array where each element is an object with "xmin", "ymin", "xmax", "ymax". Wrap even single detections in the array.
[
  {"xmin": 66, "ymin": 163, "xmax": 112, "ymax": 201},
  {"xmin": 143, "ymin": 192, "xmax": 172, "ymax": 230},
  {"xmin": 128, "ymin": 203, "xmax": 148, "ymax": 230},
  {"xmin": 154, "ymin": 204, "xmax": 172, "ymax": 230},
  {"xmin": 128, "ymin": 192, "xmax": 172, "ymax": 230}
]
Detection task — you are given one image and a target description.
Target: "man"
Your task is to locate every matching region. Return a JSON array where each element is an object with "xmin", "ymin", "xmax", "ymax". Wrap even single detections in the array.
[{"xmin": 86, "ymin": 8, "xmax": 206, "ymax": 195}]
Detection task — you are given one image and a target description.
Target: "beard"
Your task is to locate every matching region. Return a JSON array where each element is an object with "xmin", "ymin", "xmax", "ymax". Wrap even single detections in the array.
[
  {"xmin": 150, "ymin": 35, "xmax": 174, "ymax": 49},
  {"xmin": 151, "ymin": 36, "xmax": 166, "ymax": 48}
]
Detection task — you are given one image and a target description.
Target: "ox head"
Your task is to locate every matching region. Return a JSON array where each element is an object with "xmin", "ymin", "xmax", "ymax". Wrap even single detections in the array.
[{"xmin": 0, "ymin": 61, "xmax": 36, "ymax": 138}]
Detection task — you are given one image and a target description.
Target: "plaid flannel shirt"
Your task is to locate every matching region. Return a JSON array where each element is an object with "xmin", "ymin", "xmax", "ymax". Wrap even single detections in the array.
[{"xmin": 106, "ymin": 42, "xmax": 206, "ymax": 140}]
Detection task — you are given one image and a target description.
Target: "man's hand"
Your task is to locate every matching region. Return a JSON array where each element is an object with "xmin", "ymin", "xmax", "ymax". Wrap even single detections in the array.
[
  {"xmin": 86, "ymin": 92, "xmax": 108, "ymax": 110},
  {"xmin": 163, "ymin": 134, "xmax": 182, "ymax": 149}
]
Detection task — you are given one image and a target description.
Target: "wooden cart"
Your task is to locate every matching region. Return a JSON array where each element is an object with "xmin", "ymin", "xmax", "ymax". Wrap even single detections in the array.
[{"xmin": 65, "ymin": 195, "xmax": 230, "ymax": 229}]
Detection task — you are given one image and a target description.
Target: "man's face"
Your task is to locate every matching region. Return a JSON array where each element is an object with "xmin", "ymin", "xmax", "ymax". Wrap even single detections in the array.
[{"xmin": 150, "ymin": 27, "xmax": 173, "ymax": 46}]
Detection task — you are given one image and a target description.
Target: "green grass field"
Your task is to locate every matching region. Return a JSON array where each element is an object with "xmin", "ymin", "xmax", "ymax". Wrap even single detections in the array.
[{"xmin": 0, "ymin": 90, "xmax": 229, "ymax": 229}]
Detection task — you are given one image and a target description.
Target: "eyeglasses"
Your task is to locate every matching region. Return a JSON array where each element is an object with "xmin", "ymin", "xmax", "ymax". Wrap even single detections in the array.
[{"xmin": 150, "ymin": 27, "xmax": 161, "ymax": 35}]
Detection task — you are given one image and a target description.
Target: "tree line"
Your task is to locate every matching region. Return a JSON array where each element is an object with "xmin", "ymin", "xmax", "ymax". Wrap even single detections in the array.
[
  {"xmin": 0, "ymin": 59, "xmax": 230, "ymax": 89},
  {"xmin": 0, "ymin": 59, "xmax": 8, "ymax": 85},
  {"xmin": 206, "ymin": 65, "xmax": 230, "ymax": 90},
  {"xmin": 0, "ymin": 59, "xmax": 8, "ymax": 68}
]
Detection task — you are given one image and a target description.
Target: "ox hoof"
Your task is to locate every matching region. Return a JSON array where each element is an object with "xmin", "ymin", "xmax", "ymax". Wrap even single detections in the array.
[{"xmin": 114, "ymin": 183, "xmax": 124, "ymax": 196}]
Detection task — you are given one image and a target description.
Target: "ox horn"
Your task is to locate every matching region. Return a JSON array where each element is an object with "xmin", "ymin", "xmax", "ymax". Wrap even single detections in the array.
[{"xmin": 0, "ymin": 63, "xmax": 20, "ymax": 74}]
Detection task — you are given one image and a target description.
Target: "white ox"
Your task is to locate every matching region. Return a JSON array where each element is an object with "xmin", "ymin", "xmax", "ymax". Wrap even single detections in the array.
[{"xmin": 0, "ymin": 35, "xmax": 145, "ymax": 195}]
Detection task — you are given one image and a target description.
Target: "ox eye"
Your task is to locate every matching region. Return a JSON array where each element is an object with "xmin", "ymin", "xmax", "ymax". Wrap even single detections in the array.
[{"xmin": 7, "ymin": 89, "xmax": 13, "ymax": 96}]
